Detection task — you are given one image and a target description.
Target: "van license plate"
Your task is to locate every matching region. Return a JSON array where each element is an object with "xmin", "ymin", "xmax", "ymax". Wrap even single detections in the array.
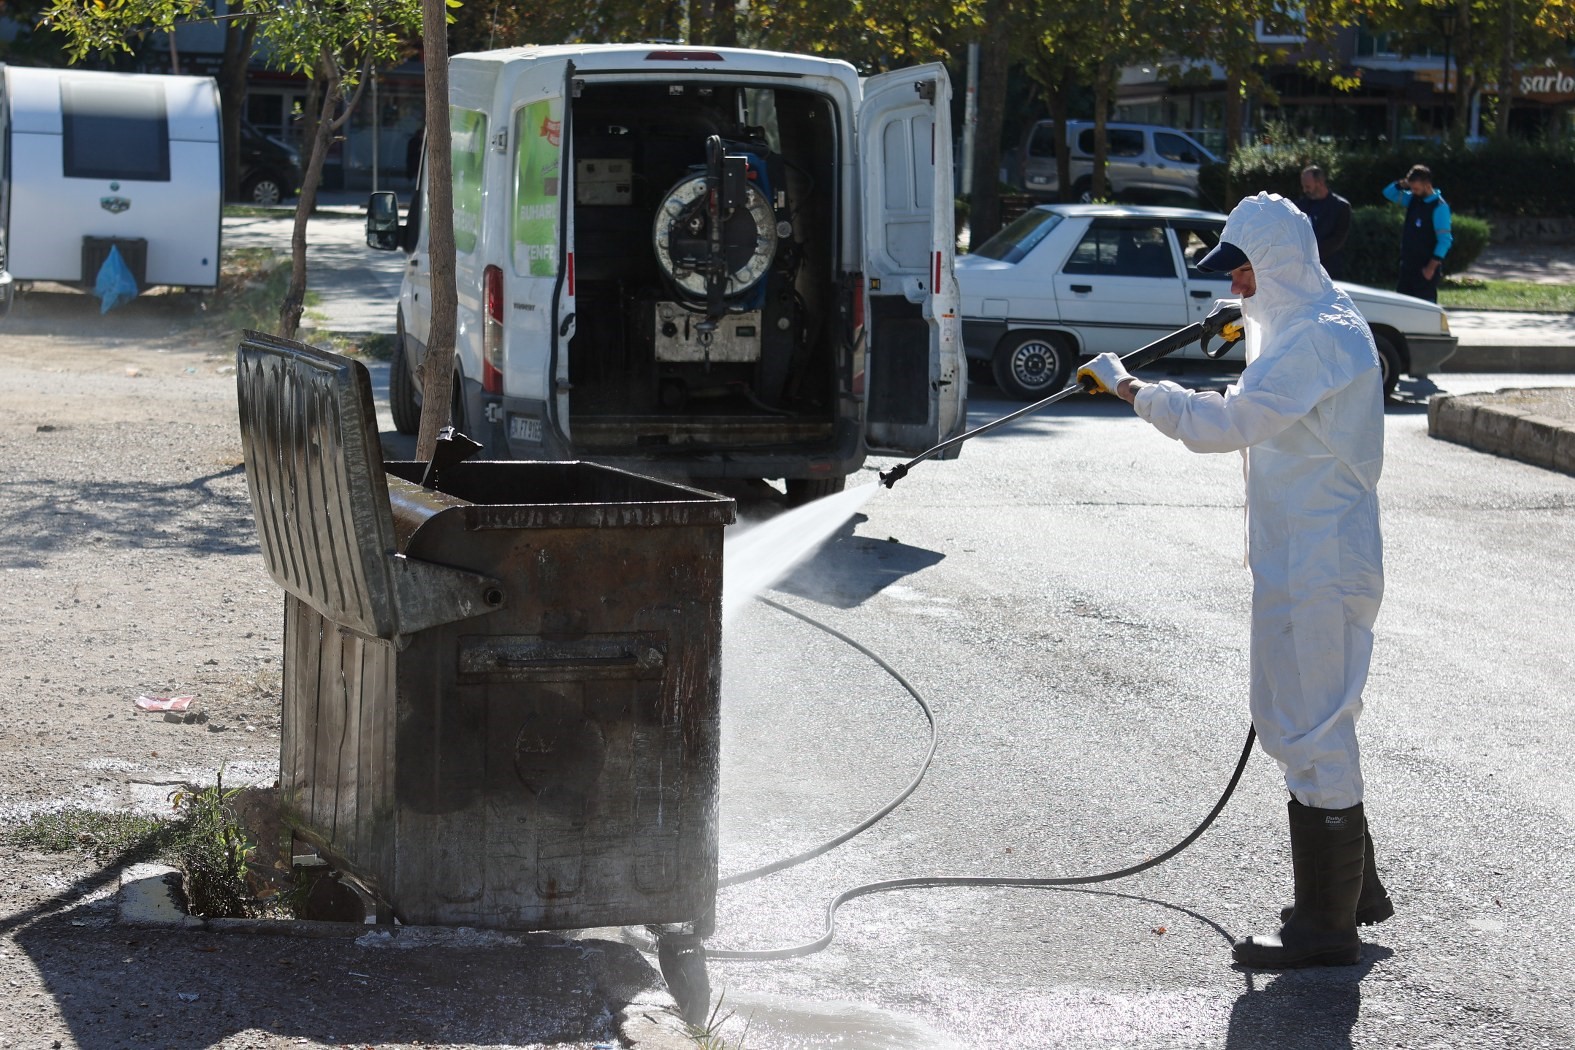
[{"xmin": 509, "ymin": 415, "xmax": 542, "ymax": 443}]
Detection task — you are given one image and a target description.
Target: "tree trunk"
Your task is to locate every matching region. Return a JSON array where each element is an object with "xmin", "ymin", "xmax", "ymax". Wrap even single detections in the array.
[
  {"xmin": 1450, "ymin": 0, "xmax": 1472, "ymax": 138},
  {"xmin": 1223, "ymin": 70, "xmax": 1244, "ymax": 204},
  {"xmin": 1091, "ymin": 63, "xmax": 1110, "ymax": 201},
  {"xmin": 1052, "ymin": 67, "xmax": 1071, "ymax": 201},
  {"xmin": 218, "ymin": 20, "xmax": 257, "ymax": 203},
  {"xmin": 416, "ymin": 0, "xmax": 458, "ymax": 461},
  {"xmin": 1494, "ymin": 0, "xmax": 1516, "ymax": 139},
  {"xmin": 691, "ymin": 0, "xmax": 738, "ymax": 46},
  {"xmin": 278, "ymin": 57, "xmax": 339, "ymax": 340},
  {"xmin": 968, "ymin": 5, "xmax": 1010, "ymax": 245}
]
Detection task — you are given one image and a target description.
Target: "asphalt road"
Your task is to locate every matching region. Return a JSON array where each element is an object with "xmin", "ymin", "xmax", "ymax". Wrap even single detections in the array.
[{"xmin": 226, "ymin": 210, "xmax": 1575, "ymax": 1047}]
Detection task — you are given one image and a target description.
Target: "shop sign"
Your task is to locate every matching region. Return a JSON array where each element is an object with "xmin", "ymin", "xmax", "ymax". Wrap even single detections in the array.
[{"xmin": 1520, "ymin": 68, "xmax": 1575, "ymax": 102}]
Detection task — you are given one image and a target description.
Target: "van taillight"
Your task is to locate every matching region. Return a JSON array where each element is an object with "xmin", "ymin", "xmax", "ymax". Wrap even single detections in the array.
[{"xmin": 483, "ymin": 264, "xmax": 504, "ymax": 394}]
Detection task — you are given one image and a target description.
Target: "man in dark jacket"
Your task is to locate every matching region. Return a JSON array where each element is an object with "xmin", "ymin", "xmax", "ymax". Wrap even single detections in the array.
[
  {"xmin": 1383, "ymin": 164, "xmax": 1453, "ymax": 302},
  {"xmin": 1295, "ymin": 166, "xmax": 1351, "ymax": 279}
]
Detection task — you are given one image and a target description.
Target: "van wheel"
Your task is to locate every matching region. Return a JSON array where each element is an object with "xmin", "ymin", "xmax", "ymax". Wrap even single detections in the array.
[
  {"xmin": 243, "ymin": 174, "xmax": 286, "ymax": 207},
  {"xmin": 785, "ymin": 477, "xmax": 846, "ymax": 507},
  {"xmin": 992, "ymin": 332, "xmax": 1074, "ymax": 401},
  {"xmin": 1373, "ymin": 332, "xmax": 1402, "ymax": 398},
  {"xmin": 388, "ymin": 335, "xmax": 421, "ymax": 435}
]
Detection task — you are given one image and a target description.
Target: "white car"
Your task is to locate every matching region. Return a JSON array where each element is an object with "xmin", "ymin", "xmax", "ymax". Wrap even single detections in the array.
[{"xmin": 957, "ymin": 203, "xmax": 1457, "ymax": 400}]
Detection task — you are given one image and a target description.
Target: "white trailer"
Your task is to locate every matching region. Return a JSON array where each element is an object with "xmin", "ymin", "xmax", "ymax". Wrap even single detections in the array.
[{"xmin": 0, "ymin": 64, "xmax": 222, "ymax": 294}]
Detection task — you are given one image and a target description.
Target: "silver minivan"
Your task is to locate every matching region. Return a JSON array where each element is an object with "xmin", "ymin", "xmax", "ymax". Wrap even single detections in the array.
[{"xmin": 1017, "ymin": 120, "xmax": 1217, "ymax": 205}]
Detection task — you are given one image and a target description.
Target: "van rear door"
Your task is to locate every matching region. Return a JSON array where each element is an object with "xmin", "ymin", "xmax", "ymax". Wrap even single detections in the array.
[
  {"xmin": 497, "ymin": 62, "xmax": 568, "ymax": 452},
  {"xmin": 858, "ymin": 64, "xmax": 967, "ymax": 457}
]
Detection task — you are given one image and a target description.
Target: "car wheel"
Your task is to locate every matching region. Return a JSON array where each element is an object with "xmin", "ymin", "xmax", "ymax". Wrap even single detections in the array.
[
  {"xmin": 1373, "ymin": 331, "xmax": 1402, "ymax": 398},
  {"xmin": 784, "ymin": 476, "xmax": 847, "ymax": 507},
  {"xmin": 388, "ymin": 331, "xmax": 421, "ymax": 435},
  {"xmin": 991, "ymin": 331, "xmax": 1074, "ymax": 401},
  {"xmin": 1071, "ymin": 178, "xmax": 1094, "ymax": 204},
  {"xmin": 244, "ymin": 174, "xmax": 286, "ymax": 207}
]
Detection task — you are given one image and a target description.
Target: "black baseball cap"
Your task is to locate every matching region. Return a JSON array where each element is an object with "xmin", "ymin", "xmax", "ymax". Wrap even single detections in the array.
[{"xmin": 1196, "ymin": 241, "xmax": 1249, "ymax": 273}]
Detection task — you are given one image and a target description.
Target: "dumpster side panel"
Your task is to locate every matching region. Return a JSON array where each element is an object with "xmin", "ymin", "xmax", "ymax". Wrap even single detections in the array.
[
  {"xmin": 281, "ymin": 595, "xmax": 398, "ymax": 883},
  {"xmin": 280, "ymin": 596, "xmax": 323, "ymax": 836},
  {"xmin": 389, "ymin": 518, "xmax": 722, "ymax": 931}
]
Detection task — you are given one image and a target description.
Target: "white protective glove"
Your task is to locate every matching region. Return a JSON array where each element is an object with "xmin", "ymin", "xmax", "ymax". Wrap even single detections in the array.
[{"xmin": 1077, "ymin": 352, "xmax": 1133, "ymax": 396}]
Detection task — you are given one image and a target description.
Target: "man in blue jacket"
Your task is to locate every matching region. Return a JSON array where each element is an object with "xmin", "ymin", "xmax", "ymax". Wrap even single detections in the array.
[{"xmin": 1383, "ymin": 164, "xmax": 1453, "ymax": 302}]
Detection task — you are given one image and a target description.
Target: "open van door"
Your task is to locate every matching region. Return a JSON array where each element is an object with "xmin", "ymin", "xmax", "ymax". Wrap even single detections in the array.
[{"xmin": 859, "ymin": 64, "xmax": 966, "ymax": 457}]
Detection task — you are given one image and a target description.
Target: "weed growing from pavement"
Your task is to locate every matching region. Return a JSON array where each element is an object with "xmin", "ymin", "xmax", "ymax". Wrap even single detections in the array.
[
  {"xmin": 167, "ymin": 771, "xmax": 260, "ymax": 918},
  {"xmin": 4, "ymin": 769, "xmax": 296, "ymax": 920},
  {"xmin": 688, "ymin": 993, "xmax": 750, "ymax": 1050}
]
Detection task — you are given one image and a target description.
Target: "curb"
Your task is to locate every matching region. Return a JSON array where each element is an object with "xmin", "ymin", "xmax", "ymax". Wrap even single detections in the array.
[
  {"xmin": 1428, "ymin": 392, "xmax": 1575, "ymax": 476},
  {"xmin": 1442, "ymin": 345, "xmax": 1575, "ymax": 372}
]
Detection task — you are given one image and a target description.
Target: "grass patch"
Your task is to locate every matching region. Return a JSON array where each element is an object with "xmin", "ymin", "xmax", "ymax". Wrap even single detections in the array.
[
  {"xmin": 215, "ymin": 247, "xmax": 294, "ymax": 335},
  {"xmin": 7, "ymin": 808, "xmax": 170, "ymax": 860},
  {"xmin": 321, "ymin": 331, "xmax": 398, "ymax": 361},
  {"xmin": 1439, "ymin": 278, "xmax": 1575, "ymax": 313}
]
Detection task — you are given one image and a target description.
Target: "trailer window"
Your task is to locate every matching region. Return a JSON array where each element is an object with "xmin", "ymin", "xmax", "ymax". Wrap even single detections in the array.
[{"xmin": 61, "ymin": 77, "xmax": 170, "ymax": 182}]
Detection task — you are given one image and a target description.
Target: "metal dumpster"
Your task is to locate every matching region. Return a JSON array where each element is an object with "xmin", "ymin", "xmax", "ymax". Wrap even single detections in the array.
[{"xmin": 235, "ymin": 333, "xmax": 733, "ymax": 991}]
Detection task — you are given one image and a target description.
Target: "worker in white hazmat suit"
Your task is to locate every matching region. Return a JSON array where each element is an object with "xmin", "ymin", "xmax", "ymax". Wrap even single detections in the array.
[{"xmin": 1078, "ymin": 192, "xmax": 1391, "ymax": 969}]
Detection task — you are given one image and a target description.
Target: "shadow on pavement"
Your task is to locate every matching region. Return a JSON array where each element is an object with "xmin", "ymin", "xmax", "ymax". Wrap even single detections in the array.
[
  {"xmin": 1225, "ymin": 944, "xmax": 1395, "ymax": 1050},
  {"xmin": 13, "ymin": 890, "xmax": 656, "ymax": 1049}
]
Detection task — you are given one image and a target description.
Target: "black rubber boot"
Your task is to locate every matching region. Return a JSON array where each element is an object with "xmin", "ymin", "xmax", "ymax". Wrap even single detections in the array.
[
  {"xmin": 1280, "ymin": 823, "xmax": 1393, "ymax": 926},
  {"xmin": 1234, "ymin": 800, "xmax": 1365, "ymax": 968}
]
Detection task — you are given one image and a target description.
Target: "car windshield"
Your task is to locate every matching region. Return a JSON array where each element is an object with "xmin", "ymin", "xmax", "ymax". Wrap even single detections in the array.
[{"xmin": 971, "ymin": 210, "xmax": 1064, "ymax": 263}]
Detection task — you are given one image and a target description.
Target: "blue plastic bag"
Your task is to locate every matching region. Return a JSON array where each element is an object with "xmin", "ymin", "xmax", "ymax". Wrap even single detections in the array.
[{"xmin": 94, "ymin": 245, "xmax": 140, "ymax": 313}]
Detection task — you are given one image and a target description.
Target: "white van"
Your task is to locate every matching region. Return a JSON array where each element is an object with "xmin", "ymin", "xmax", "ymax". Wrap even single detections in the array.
[
  {"xmin": 366, "ymin": 44, "xmax": 967, "ymax": 503},
  {"xmin": 1017, "ymin": 120, "xmax": 1217, "ymax": 205},
  {"xmin": 0, "ymin": 65, "xmax": 222, "ymax": 295}
]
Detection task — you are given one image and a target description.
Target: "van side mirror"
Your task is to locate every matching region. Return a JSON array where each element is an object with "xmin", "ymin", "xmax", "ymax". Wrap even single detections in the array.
[{"xmin": 366, "ymin": 191, "xmax": 402, "ymax": 251}]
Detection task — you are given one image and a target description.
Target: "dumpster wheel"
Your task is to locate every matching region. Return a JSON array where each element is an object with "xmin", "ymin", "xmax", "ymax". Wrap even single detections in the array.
[
  {"xmin": 706, "ymin": 595, "xmax": 1257, "ymax": 963},
  {"xmin": 654, "ymin": 930, "xmax": 711, "ymax": 1025}
]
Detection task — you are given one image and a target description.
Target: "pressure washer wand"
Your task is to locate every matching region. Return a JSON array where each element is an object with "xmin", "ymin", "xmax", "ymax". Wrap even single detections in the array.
[{"xmin": 878, "ymin": 303, "xmax": 1243, "ymax": 489}]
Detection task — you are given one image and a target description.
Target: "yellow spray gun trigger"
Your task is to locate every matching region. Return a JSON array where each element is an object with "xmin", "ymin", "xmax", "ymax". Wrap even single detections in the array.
[{"xmin": 1200, "ymin": 299, "xmax": 1245, "ymax": 360}]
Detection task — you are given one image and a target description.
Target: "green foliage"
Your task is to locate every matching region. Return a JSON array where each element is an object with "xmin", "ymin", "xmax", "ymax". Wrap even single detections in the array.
[
  {"xmin": 1341, "ymin": 206, "xmax": 1491, "ymax": 286},
  {"xmin": 168, "ymin": 773, "xmax": 259, "ymax": 919},
  {"xmin": 1207, "ymin": 133, "xmax": 1575, "ymax": 221},
  {"xmin": 40, "ymin": 0, "xmax": 423, "ymax": 91},
  {"xmin": 1332, "ymin": 139, "xmax": 1575, "ymax": 217}
]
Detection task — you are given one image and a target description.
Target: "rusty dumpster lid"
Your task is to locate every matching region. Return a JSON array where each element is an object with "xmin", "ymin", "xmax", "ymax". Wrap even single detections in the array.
[{"xmin": 236, "ymin": 332, "xmax": 406, "ymax": 639}]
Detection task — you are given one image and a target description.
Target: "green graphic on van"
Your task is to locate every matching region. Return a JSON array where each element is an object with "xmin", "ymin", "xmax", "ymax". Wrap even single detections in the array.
[
  {"xmin": 451, "ymin": 107, "xmax": 488, "ymax": 254},
  {"xmin": 513, "ymin": 99, "xmax": 562, "ymax": 276}
]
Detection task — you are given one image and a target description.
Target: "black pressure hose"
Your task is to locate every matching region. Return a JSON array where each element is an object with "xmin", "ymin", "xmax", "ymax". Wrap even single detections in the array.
[{"xmin": 708, "ymin": 595, "xmax": 1257, "ymax": 963}]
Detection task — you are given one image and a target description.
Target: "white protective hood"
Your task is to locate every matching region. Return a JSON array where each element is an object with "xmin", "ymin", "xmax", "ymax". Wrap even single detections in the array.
[{"xmin": 1133, "ymin": 192, "xmax": 1385, "ymax": 811}]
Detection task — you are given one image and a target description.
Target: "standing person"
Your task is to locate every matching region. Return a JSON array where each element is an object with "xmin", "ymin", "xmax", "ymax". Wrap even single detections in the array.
[
  {"xmin": 1077, "ymin": 192, "xmax": 1393, "ymax": 969},
  {"xmin": 1295, "ymin": 165, "xmax": 1352, "ymax": 279},
  {"xmin": 1383, "ymin": 164, "xmax": 1453, "ymax": 302}
]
